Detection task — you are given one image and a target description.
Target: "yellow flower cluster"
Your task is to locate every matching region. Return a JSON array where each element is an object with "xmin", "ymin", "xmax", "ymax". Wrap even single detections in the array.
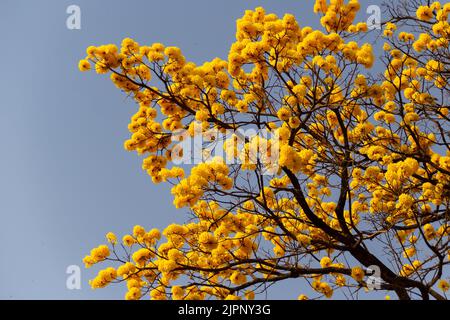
[
  {"xmin": 314, "ymin": 0, "xmax": 361, "ymax": 33},
  {"xmin": 384, "ymin": 158, "xmax": 420, "ymax": 189},
  {"xmin": 106, "ymin": 232, "xmax": 117, "ymax": 244},
  {"xmin": 341, "ymin": 42, "xmax": 375, "ymax": 68},
  {"xmin": 279, "ymin": 145, "xmax": 316, "ymax": 175},
  {"xmin": 416, "ymin": 5, "xmax": 434, "ymax": 21},
  {"xmin": 438, "ymin": 279, "xmax": 449, "ymax": 292},
  {"xmin": 90, "ymin": 267, "xmax": 117, "ymax": 289},
  {"xmin": 83, "ymin": 245, "xmax": 110, "ymax": 268},
  {"xmin": 413, "ymin": 3, "xmax": 450, "ymax": 53},
  {"xmin": 171, "ymin": 157, "xmax": 232, "ymax": 208},
  {"xmin": 384, "ymin": 22, "xmax": 397, "ymax": 37},
  {"xmin": 351, "ymin": 266, "xmax": 365, "ymax": 282},
  {"xmin": 126, "ymin": 287, "xmax": 142, "ymax": 300},
  {"xmin": 142, "ymin": 155, "xmax": 184, "ymax": 184},
  {"xmin": 311, "ymin": 277, "xmax": 334, "ymax": 298},
  {"xmin": 398, "ymin": 32, "xmax": 415, "ymax": 42}
]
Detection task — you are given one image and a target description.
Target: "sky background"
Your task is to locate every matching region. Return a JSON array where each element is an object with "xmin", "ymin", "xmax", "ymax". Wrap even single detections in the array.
[{"xmin": 0, "ymin": 0, "xmax": 385, "ymax": 299}]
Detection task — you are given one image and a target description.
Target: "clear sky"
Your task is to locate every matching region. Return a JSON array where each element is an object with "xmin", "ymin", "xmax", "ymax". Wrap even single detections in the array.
[{"xmin": 0, "ymin": 0, "xmax": 384, "ymax": 299}]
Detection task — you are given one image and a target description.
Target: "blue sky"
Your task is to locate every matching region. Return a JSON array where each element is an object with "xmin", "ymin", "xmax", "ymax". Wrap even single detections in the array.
[{"xmin": 0, "ymin": 0, "xmax": 386, "ymax": 299}]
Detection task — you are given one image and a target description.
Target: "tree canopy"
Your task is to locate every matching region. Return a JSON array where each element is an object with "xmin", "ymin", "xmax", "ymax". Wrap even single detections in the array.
[{"xmin": 79, "ymin": 0, "xmax": 449, "ymax": 300}]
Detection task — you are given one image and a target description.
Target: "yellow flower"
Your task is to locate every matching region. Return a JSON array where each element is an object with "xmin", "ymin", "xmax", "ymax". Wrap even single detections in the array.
[
  {"xmin": 171, "ymin": 286, "xmax": 185, "ymax": 300},
  {"xmin": 335, "ymin": 275, "xmax": 346, "ymax": 287},
  {"xmin": 82, "ymin": 255, "xmax": 95, "ymax": 268},
  {"xmin": 245, "ymin": 290, "xmax": 255, "ymax": 300},
  {"xmin": 398, "ymin": 32, "xmax": 415, "ymax": 42},
  {"xmin": 195, "ymin": 109, "xmax": 209, "ymax": 122},
  {"xmin": 319, "ymin": 282, "xmax": 333, "ymax": 298},
  {"xmin": 423, "ymin": 223, "xmax": 436, "ymax": 240},
  {"xmin": 106, "ymin": 232, "xmax": 117, "ymax": 244},
  {"xmin": 78, "ymin": 59, "xmax": 91, "ymax": 71},
  {"xmin": 150, "ymin": 286, "xmax": 167, "ymax": 300},
  {"xmin": 133, "ymin": 225, "xmax": 146, "ymax": 238},
  {"xmin": 400, "ymin": 264, "xmax": 415, "ymax": 277},
  {"xmin": 416, "ymin": 6, "xmax": 434, "ymax": 21},
  {"xmin": 396, "ymin": 194, "xmax": 415, "ymax": 210},
  {"xmin": 126, "ymin": 279, "xmax": 141, "ymax": 290},
  {"xmin": 438, "ymin": 279, "xmax": 449, "ymax": 292},
  {"xmin": 90, "ymin": 245, "xmax": 110, "ymax": 262},
  {"xmin": 230, "ymin": 271, "xmax": 247, "ymax": 285},
  {"xmin": 351, "ymin": 266, "xmax": 365, "ymax": 282},
  {"xmin": 356, "ymin": 22, "xmax": 368, "ymax": 32},
  {"xmin": 198, "ymin": 232, "xmax": 218, "ymax": 251},
  {"xmin": 117, "ymin": 262, "xmax": 136, "ymax": 278},
  {"xmin": 320, "ymin": 256, "xmax": 332, "ymax": 268},
  {"xmin": 90, "ymin": 267, "xmax": 117, "ymax": 289},
  {"xmin": 125, "ymin": 287, "xmax": 142, "ymax": 300},
  {"xmin": 132, "ymin": 248, "xmax": 152, "ymax": 265},
  {"xmin": 122, "ymin": 234, "xmax": 136, "ymax": 246},
  {"xmin": 403, "ymin": 247, "xmax": 416, "ymax": 258},
  {"xmin": 277, "ymin": 107, "xmax": 291, "ymax": 121},
  {"xmin": 288, "ymin": 116, "xmax": 300, "ymax": 128},
  {"xmin": 384, "ymin": 113, "xmax": 396, "ymax": 124}
]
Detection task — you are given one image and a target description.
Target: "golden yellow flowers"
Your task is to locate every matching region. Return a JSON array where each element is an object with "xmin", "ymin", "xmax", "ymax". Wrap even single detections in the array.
[
  {"xmin": 125, "ymin": 287, "xmax": 142, "ymax": 300},
  {"xmin": 399, "ymin": 32, "xmax": 415, "ymax": 42},
  {"xmin": 423, "ymin": 223, "xmax": 436, "ymax": 240},
  {"xmin": 402, "ymin": 247, "xmax": 416, "ymax": 258},
  {"xmin": 319, "ymin": 282, "xmax": 333, "ymax": 298},
  {"xmin": 171, "ymin": 286, "xmax": 185, "ymax": 300},
  {"xmin": 351, "ymin": 266, "xmax": 365, "ymax": 282},
  {"xmin": 279, "ymin": 145, "xmax": 315, "ymax": 174},
  {"xmin": 106, "ymin": 232, "xmax": 117, "ymax": 244},
  {"xmin": 132, "ymin": 248, "xmax": 153, "ymax": 265},
  {"xmin": 416, "ymin": 6, "xmax": 434, "ymax": 21},
  {"xmin": 277, "ymin": 107, "xmax": 291, "ymax": 121},
  {"xmin": 122, "ymin": 234, "xmax": 136, "ymax": 246},
  {"xmin": 198, "ymin": 232, "xmax": 218, "ymax": 251},
  {"xmin": 438, "ymin": 279, "xmax": 449, "ymax": 292},
  {"xmin": 90, "ymin": 245, "xmax": 110, "ymax": 262},
  {"xmin": 396, "ymin": 194, "xmax": 415, "ymax": 210},
  {"xmin": 230, "ymin": 271, "xmax": 247, "ymax": 285},
  {"xmin": 90, "ymin": 267, "xmax": 117, "ymax": 289},
  {"xmin": 78, "ymin": 59, "xmax": 91, "ymax": 71},
  {"xmin": 320, "ymin": 256, "xmax": 332, "ymax": 268}
]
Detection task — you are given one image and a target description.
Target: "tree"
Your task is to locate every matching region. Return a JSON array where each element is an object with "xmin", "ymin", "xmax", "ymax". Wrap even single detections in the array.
[{"xmin": 79, "ymin": 0, "xmax": 449, "ymax": 300}]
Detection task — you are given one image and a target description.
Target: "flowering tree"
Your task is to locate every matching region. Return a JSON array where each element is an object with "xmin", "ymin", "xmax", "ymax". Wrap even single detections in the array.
[{"xmin": 79, "ymin": 0, "xmax": 449, "ymax": 300}]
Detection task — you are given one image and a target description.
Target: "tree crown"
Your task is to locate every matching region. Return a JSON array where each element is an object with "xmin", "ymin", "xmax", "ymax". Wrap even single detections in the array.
[{"xmin": 79, "ymin": 0, "xmax": 449, "ymax": 300}]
